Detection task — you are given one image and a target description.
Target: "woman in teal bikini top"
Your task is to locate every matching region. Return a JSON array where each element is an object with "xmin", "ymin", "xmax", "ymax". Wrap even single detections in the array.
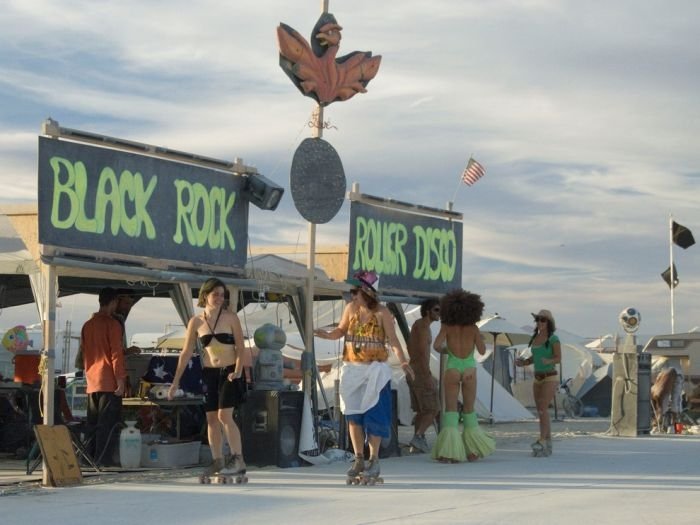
[{"xmin": 515, "ymin": 309, "xmax": 562, "ymax": 456}]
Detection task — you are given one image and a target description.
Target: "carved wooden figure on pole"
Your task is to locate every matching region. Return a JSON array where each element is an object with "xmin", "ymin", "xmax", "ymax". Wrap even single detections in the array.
[{"xmin": 277, "ymin": 13, "xmax": 382, "ymax": 106}]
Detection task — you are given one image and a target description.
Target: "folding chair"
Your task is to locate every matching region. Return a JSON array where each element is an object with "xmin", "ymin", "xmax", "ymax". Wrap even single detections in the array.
[{"xmin": 26, "ymin": 422, "xmax": 102, "ymax": 475}]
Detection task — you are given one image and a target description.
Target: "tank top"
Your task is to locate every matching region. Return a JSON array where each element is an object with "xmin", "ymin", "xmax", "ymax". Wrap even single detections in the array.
[{"xmin": 343, "ymin": 309, "xmax": 388, "ymax": 363}]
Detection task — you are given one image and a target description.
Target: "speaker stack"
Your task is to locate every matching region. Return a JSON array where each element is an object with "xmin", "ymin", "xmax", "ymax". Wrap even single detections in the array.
[
  {"xmin": 610, "ymin": 352, "xmax": 651, "ymax": 436},
  {"xmin": 239, "ymin": 390, "xmax": 304, "ymax": 468}
]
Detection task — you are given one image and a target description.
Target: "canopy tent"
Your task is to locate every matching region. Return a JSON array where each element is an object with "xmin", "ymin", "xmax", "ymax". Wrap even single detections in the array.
[
  {"xmin": 477, "ymin": 315, "xmax": 531, "ymax": 423},
  {"xmin": 0, "ymin": 213, "xmax": 45, "ymax": 311},
  {"xmin": 1, "ymin": 205, "xmax": 440, "ymax": 469}
]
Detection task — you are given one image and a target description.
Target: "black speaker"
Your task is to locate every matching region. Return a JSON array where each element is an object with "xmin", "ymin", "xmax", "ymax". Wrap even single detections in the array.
[
  {"xmin": 343, "ymin": 389, "xmax": 400, "ymax": 459},
  {"xmin": 240, "ymin": 390, "xmax": 304, "ymax": 468},
  {"xmin": 637, "ymin": 353, "xmax": 652, "ymax": 434}
]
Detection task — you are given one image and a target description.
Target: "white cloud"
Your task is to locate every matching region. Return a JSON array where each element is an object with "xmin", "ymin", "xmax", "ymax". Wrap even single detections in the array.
[{"xmin": 1, "ymin": 0, "xmax": 699, "ymax": 336}]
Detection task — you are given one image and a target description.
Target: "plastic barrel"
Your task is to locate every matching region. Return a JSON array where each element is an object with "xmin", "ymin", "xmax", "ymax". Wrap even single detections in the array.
[{"xmin": 119, "ymin": 421, "xmax": 142, "ymax": 468}]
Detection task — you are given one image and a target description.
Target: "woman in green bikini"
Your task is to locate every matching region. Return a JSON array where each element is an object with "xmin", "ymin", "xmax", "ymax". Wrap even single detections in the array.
[{"xmin": 431, "ymin": 289, "xmax": 495, "ymax": 463}]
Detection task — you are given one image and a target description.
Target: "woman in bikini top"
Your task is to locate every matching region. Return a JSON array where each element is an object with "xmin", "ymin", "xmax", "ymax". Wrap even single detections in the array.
[{"xmin": 196, "ymin": 295, "xmax": 243, "ymax": 369}]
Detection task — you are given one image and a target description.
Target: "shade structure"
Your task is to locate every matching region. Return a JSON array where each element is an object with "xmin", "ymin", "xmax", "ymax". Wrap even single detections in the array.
[{"xmin": 477, "ymin": 315, "xmax": 531, "ymax": 423}]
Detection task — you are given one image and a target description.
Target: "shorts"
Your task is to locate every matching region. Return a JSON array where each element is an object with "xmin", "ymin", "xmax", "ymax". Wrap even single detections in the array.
[
  {"xmin": 533, "ymin": 371, "xmax": 558, "ymax": 385},
  {"xmin": 409, "ymin": 377, "xmax": 440, "ymax": 414},
  {"xmin": 345, "ymin": 382, "xmax": 392, "ymax": 438},
  {"xmin": 202, "ymin": 365, "xmax": 242, "ymax": 412}
]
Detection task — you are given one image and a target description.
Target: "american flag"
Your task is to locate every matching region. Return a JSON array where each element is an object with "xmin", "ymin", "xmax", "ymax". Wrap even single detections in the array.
[{"xmin": 461, "ymin": 158, "xmax": 486, "ymax": 186}]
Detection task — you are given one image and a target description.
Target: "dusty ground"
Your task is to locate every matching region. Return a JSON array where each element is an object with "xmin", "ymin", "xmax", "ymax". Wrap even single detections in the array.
[
  {"xmin": 402, "ymin": 414, "xmax": 610, "ymax": 450},
  {"xmin": 0, "ymin": 413, "xmax": 610, "ymax": 495}
]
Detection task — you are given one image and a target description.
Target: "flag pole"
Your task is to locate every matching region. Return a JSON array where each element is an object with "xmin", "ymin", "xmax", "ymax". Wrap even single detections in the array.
[
  {"xmin": 451, "ymin": 154, "xmax": 473, "ymax": 203},
  {"xmin": 669, "ymin": 213, "xmax": 675, "ymax": 334}
]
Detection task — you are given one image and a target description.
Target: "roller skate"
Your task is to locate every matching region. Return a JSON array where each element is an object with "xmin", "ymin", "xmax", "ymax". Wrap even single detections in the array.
[
  {"xmin": 345, "ymin": 455, "xmax": 365, "ymax": 485},
  {"xmin": 409, "ymin": 434, "xmax": 429, "ymax": 454},
  {"xmin": 361, "ymin": 458, "xmax": 384, "ymax": 486},
  {"xmin": 531, "ymin": 439, "xmax": 550, "ymax": 457},
  {"xmin": 217, "ymin": 453, "xmax": 248, "ymax": 484},
  {"xmin": 199, "ymin": 458, "xmax": 224, "ymax": 484}
]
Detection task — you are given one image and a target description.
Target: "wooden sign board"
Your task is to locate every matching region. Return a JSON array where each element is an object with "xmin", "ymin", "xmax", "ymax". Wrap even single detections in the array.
[
  {"xmin": 348, "ymin": 200, "xmax": 463, "ymax": 295},
  {"xmin": 34, "ymin": 425, "xmax": 82, "ymax": 487},
  {"xmin": 37, "ymin": 136, "xmax": 249, "ymax": 271}
]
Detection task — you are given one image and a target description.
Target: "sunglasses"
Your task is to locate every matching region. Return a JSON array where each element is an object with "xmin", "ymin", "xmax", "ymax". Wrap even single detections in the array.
[
  {"xmin": 431, "ymin": 307, "xmax": 441, "ymax": 313},
  {"xmin": 350, "ymin": 288, "xmax": 360, "ymax": 295},
  {"xmin": 534, "ymin": 316, "xmax": 549, "ymax": 323}
]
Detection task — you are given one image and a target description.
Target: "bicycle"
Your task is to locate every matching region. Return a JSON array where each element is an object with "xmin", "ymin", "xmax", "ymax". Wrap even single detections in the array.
[{"xmin": 559, "ymin": 378, "xmax": 583, "ymax": 418}]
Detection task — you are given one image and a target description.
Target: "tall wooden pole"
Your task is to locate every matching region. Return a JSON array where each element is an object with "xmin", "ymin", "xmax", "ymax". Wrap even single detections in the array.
[
  {"xmin": 42, "ymin": 263, "xmax": 57, "ymax": 486},
  {"xmin": 301, "ymin": 0, "xmax": 330, "ymax": 450}
]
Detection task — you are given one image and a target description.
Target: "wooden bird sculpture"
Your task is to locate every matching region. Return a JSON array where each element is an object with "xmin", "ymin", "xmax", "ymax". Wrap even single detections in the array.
[{"xmin": 277, "ymin": 13, "xmax": 381, "ymax": 106}]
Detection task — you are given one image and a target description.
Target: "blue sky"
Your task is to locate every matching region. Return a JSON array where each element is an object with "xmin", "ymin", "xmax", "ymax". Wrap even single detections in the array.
[{"xmin": 1, "ymin": 0, "xmax": 699, "ymax": 340}]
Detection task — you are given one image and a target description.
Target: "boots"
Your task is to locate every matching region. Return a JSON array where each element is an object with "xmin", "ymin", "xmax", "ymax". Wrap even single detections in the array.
[
  {"xmin": 199, "ymin": 457, "xmax": 225, "ymax": 483},
  {"xmin": 346, "ymin": 454, "xmax": 365, "ymax": 477},
  {"xmin": 461, "ymin": 411, "xmax": 496, "ymax": 460},
  {"xmin": 431, "ymin": 411, "xmax": 466, "ymax": 462},
  {"xmin": 364, "ymin": 457, "xmax": 380, "ymax": 479},
  {"xmin": 224, "ymin": 453, "xmax": 247, "ymax": 475}
]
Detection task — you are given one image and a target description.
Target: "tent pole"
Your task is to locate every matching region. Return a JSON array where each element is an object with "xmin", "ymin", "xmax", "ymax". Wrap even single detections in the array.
[
  {"xmin": 41, "ymin": 263, "xmax": 57, "ymax": 486},
  {"xmin": 669, "ymin": 214, "xmax": 675, "ymax": 334}
]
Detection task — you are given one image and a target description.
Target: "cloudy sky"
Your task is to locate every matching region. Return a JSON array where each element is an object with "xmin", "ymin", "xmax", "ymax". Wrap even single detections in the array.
[{"xmin": 1, "ymin": 0, "xmax": 699, "ymax": 341}]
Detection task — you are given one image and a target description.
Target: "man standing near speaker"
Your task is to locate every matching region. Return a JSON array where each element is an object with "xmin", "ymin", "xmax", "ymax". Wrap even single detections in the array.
[
  {"xmin": 406, "ymin": 298, "xmax": 441, "ymax": 453},
  {"xmin": 314, "ymin": 270, "xmax": 414, "ymax": 484},
  {"xmin": 81, "ymin": 287, "xmax": 126, "ymax": 466}
]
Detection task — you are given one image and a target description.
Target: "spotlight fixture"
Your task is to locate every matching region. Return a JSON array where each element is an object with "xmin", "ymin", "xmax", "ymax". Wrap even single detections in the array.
[{"xmin": 243, "ymin": 174, "xmax": 284, "ymax": 211}]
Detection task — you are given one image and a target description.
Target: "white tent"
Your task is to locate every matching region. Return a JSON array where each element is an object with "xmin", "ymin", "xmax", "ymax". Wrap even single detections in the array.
[
  {"xmin": 378, "ymin": 306, "xmax": 535, "ymax": 423},
  {"xmin": 509, "ymin": 341, "xmax": 606, "ymax": 408}
]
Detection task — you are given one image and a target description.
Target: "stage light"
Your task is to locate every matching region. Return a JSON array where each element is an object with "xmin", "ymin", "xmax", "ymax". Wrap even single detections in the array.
[{"xmin": 243, "ymin": 174, "xmax": 284, "ymax": 211}]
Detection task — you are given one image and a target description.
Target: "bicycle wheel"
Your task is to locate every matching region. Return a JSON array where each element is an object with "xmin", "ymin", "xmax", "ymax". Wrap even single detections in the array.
[{"xmin": 563, "ymin": 396, "xmax": 583, "ymax": 418}]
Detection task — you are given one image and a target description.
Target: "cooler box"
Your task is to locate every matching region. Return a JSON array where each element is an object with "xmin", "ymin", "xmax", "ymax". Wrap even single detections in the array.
[
  {"xmin": 140, "ymin": 440, "xmax": 201, "ymax": 468},
  {"xmin": 14, "ymin": 353, "xmax": 42, "ymax": 385}
]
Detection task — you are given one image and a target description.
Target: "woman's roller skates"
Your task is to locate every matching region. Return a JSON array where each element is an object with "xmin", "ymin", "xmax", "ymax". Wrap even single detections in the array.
[
  {"xmin": 361, "ymin": 458, "xmax": 384, "ymax": 486},
  {"xmin": 531, "ymin": 438, "xmax": 551, "ymax": 457},
  {"xmin": 199, "ymin": 458, "xmax": 225, "ymax": 484},
  {"xmin": 218, "ymin": 453, "xmax": 248, "ymax": 484},
  {"xmin": 345, "ymin": 455, "xmax": 365, "ymax": 485}
]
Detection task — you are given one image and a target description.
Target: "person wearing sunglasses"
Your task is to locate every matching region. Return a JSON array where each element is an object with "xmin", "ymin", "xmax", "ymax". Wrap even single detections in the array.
[
  {"xmin": 168, "ymin": 278, "xmax": 248, "ymax": 483},
  {"xmin": 314, "ymin": 270, "xmax": 414, "ymax": 484},
  {"xmin": 431, "ymin": 289, "xmax": 495, "ymax": 463},
  {"xmin": 406, "ymin": 298, "xmax": 441, "ymax": 453},
  {"xmin": 515, "ymin": 309, "xmax": 561, "ymax": 457}
]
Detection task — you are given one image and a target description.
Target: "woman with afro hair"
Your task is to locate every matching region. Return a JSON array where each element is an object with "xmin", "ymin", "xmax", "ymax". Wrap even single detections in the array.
[{"xmin": 431, "ymin": 289, "xmax": 495, "ymax": 462}]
